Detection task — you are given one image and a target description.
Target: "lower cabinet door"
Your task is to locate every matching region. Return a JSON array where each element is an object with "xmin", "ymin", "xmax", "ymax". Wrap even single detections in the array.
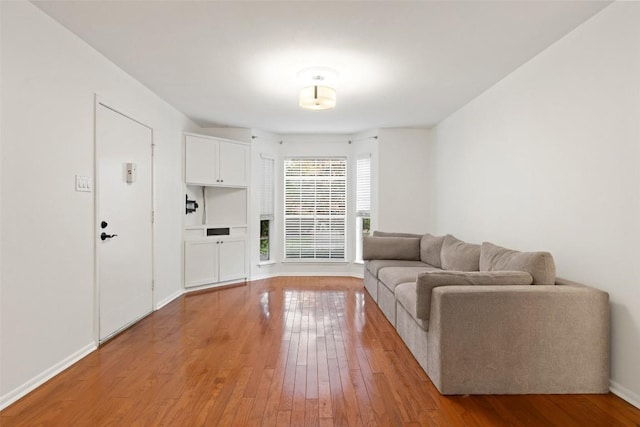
[
  {"xmin": 184, "ymin": 240, "xmax": 218, "ymax": 288},
  {"xmin": 218, "ymin": 238, "xmax": 246, "ymax": 282}
]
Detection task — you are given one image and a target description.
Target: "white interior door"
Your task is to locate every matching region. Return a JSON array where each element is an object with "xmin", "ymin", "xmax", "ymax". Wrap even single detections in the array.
[{"xmin": 96, "ymin": 103, "xmax": 153, "ymax": 342}]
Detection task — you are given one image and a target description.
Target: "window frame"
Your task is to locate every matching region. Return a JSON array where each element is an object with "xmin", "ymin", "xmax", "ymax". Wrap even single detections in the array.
[
  {"xmin": 355, "ymin": 154, "xmax": 372, "ymax": 263},
  {"xmin": 283, "ymin": 157, "xmax": 347, "ymax": 262},
  {"xmin": 259, "ymin": 154, "xmax": 275, "ymax": 263}
]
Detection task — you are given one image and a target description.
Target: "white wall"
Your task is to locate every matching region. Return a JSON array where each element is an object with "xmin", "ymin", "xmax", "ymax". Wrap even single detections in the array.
[
  {"xmin": 199, "ymin": 127, "xmax": 253, "ymax": 143},
  {"xmin": 0, "ymin": 1, "xmax": 198, "ymax": 406},
  {"xmin": 431, "ymin": 2, "xmax": 640, "ymax": 406},
  {"xmin": 377, "ymin": 128, "xmax": 432, "ymax": 233}
]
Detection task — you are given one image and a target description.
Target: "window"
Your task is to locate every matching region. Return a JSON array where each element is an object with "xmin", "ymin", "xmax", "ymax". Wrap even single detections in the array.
[
  {"xmin": 355, "ymin": 154, "xmax": 371, "ymax": 262},
  {"xmin": 284, "ymin": 158, "xmax": 346, "ymax": 261},
  {"xmin": 260, "ymin": 219, "xmax": 270, "ymax": 261},
  {"xmin": 260, "ymin": 156, "xmax": 275, "ymax": 262}
]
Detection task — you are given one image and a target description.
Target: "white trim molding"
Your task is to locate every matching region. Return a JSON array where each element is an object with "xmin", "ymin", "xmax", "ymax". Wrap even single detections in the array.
[
  {"xmin": 610, "ymin": 380, "xmax": 640, "ymax": 410},
  {"xmin": 155, "ymin": 289, "xmax": 184, "ymax": 311},
  {"xmin": 249, "ymin": 272, "xmax": 364, "ymax": 282},
  {"xmin": 0, "ymin": 343, "xmax": 97, "ymax": 411},
  {"xmin": 183, "ymin": 278, "xmax": 248, "ymax": 294},
  {"xmin": 258, "ymin": 272, "xmax": 364, "ymax": 279}
]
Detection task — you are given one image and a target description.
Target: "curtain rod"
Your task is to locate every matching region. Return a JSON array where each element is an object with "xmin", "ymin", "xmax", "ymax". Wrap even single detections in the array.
[
  {"xmin": 251, "ymin": 135, "xmax": 283, "ymax": 144},
  {"xmin": 252, "ymin": 135, "xmax": 378, "ymax": 144},
  {"xmin": 348, "ymin": 135, "xmax": 378, "ymax": 144}
]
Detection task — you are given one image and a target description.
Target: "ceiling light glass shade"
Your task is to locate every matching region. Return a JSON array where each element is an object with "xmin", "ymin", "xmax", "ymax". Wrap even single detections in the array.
[{"xmin": 299, "ymin": 85, "xmax": 336, "ymax": 110}]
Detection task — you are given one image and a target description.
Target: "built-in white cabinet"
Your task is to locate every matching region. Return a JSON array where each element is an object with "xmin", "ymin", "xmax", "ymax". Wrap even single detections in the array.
[
  {"xmin": 183, "ymin": 132, "xmax": 250, "ymax": 290},
  {"xmin": 184, "ymin": 236, "xmax": 246, "ymax": 288},
  {"xmin": 185, "ymin": 134, "xmax": 249, "ymax": 187},
  {"xmin": 217, "ymin": 238, "xmax": 246, "ymax": 282},
  {"xmin": 184, "ymin": 239, "xmax": 218, "ymax": 288},
  {"xmin": 218, "ymin": 142, "xmax": 249, "ymax": 187}
]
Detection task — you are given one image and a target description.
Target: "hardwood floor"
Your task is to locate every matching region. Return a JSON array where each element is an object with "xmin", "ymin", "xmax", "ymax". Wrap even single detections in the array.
[{"xmin": 2, "ymin": 276, "xmax": 640, "ymax": 426}]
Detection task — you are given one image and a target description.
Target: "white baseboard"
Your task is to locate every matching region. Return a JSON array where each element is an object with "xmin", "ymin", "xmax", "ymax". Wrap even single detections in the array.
[
  {"xmin": 249, "ymin": 272, "xmax": 278, "ymax": 281},
  {"xmin": 274, "ymin": 272, "xmax": 364, "ymax": 278},
  {"xmin": 183, "ymin": 278, "xmax": 247, "ymax": 294},
  {"xmin": 155, "ymin": 289, "xmax": 184, "ymax": 310},
  {"xmin": 250, "ymin": 272, "xmax": 364, "ymax": 281},
  {"xmin": 610, "ymin": 380, "xmax": 640, "ymax": 409},
  {"xmin": 0, "ymin": 342, "xmax": 96, "ymax": 411}
]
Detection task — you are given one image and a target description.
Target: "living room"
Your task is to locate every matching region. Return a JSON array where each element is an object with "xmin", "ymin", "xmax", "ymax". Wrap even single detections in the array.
[{"xmin": 1, "ymin": 0, "xmax": 639, "ymax": 424}]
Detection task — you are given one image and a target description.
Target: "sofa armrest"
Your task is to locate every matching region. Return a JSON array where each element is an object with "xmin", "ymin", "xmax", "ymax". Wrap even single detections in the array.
[
  {"xmin": 362, "ymin": 236, "xmax": 420, "ymax": 261},
  {"xmin": 427, "ymin": 283, "xmax": 610, "ymax": 394},
  {"xmin": 415, "ymin": 270, "xmax": 533, "ymax": 320}
]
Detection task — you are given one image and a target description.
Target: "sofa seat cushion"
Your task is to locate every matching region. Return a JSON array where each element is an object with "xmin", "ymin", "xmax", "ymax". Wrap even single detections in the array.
[
  {"xmin": 415, "ymin": 270, "xmax": 534, "ymax": 321},
  {"xmin": 365, "ymin": 260, "xmax": 429, "ymax": 277},
  {"xmin": 363, "ymin": 236, "xmax": 421, "ymax": 261},
  {"xmin": 480, "ymin": 242, "xmax": 556, "ymax": 285},
  {"xmin": 395, "ymin": 282, "xmax": 429, "ymax": 331},
  {"xmin": 420, "ymin": 233, "xmax": 445, "ymax": 268},
  {"xmin": 378, "ymin": 266, "xmax": 440, "ymax": 292},
  {"xmin": 440, "ymin": 235, "xmax": 481, "ymax": 271}
]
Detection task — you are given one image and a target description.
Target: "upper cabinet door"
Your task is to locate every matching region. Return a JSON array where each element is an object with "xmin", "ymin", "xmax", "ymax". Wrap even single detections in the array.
[
  {"xmin": 218, "ymin": 141, "xmax": 249, "ymax": 187},
  {"xmin": 185, "ymin": 135, "xmax": 219, "ymax": 185}
]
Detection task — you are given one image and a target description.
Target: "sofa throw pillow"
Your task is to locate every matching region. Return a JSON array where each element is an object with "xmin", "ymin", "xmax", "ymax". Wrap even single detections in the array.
[
  {"xmin": 363, "ymin": 236, "xmax": 421, "ymax": 261},
  {"xmin": 415, "ymin": 270, "xmax": 534, "ymax": 321},
  {"xmin": 480, "ymin": 242, "xmax": 556, "ymax": 285},
  {"xmin": 373, "ymin": 230, "xmax": 423, "ymax": 238},
  {"xmin": 420, "ymin": 233, "xmax": 445, "ymax": 268},
  {"xmin": 440, "ymin": 234, "xmax": 481, "ymax": 271}
]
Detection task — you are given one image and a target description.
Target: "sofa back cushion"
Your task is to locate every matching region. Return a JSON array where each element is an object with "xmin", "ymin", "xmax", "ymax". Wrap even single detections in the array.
[
  {"xmin": 480, "ymin": 242, "xmax": 556, "ymax": 285},
  {"xmin": 440, "ymin": 235, "xmax": 481, "ymax": 271},
  {"xmin": 363, "ymin": 236, "xmax": 421, "ymax": 261},
  {"xmin": 365, "ymin": 259, "xmax": 430, "ymax": 276},
  {"xmin": 420, "ymin": 233, "xmax": 445, "ymax": 268},
  {"xmin": 373, "ymin": 230, "xmax": 423, "ymax": 238},
  {"xmin": 415, "ymin": 270, "xmax": 534, "ymax": 321}
]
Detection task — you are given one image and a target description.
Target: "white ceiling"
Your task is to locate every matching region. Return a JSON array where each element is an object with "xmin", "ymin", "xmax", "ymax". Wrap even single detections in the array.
[{"xmin": 34, "ymin": 1, "xmax": 610, "ymax": 135}]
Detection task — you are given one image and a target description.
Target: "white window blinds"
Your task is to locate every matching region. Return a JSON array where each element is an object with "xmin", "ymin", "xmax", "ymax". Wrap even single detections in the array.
[
  {"xmin": 284, "ymin": 158, "xmax": 346, "ymax": 260},
  {"xmin": 356, "ymin": 154, "xmax": 371, "ymax": 218},
  {"xmin": 260, "ymin": 156, "xmax": 275, "ymax": 220}
]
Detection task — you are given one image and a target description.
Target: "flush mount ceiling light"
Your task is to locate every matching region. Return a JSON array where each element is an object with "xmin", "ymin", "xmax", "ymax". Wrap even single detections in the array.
[
  {"xmin": 298, "ymin": 67, "xmax": 338, "ymax": 111},
  {"xmin": 299, "ymin": 85, "xmax": 336, "ymax": 111}
]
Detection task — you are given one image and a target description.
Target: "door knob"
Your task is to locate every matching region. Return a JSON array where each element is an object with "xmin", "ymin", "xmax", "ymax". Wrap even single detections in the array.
[{"xmin": 101, "ymin": 232, "xmax": 118, "ymax": 241}]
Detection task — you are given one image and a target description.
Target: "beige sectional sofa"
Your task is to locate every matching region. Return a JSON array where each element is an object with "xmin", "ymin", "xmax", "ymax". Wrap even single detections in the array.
[{"xmin": 363, "ymin": 231, "xmax": 610, "ymax": 395}]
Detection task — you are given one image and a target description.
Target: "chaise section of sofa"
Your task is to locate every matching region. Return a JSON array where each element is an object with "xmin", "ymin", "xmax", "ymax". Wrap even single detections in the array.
[{"xmin": 363, "ymin": 232, "xmax": 610, "ymax": 395}]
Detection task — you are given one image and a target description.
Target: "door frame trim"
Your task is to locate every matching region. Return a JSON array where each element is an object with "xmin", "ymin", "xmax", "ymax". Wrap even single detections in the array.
[{"xmin": 93, "ymin": 94, "xmax": 155, "ymax": 345}]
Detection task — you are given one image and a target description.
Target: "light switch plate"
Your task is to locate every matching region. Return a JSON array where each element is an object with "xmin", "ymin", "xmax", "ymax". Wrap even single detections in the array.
[{"xmin": 75, "ymin": 175, "xmax": 92, "ymax": 192}]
